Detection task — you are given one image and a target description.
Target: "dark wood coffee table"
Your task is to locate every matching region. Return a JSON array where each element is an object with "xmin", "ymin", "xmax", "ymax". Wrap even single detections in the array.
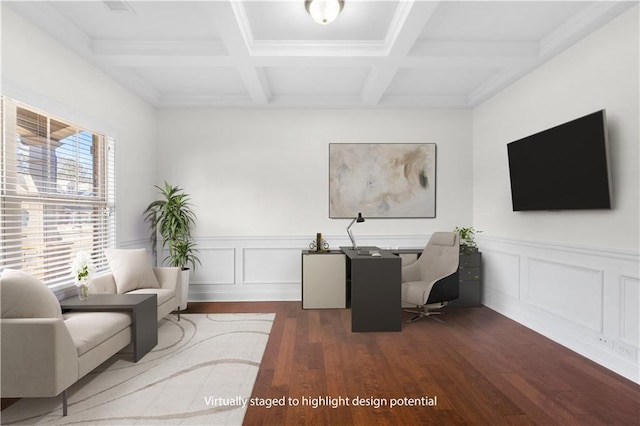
[{"xmin": 60, "ymin": 293, "xmax": 158, "ymax": 362}]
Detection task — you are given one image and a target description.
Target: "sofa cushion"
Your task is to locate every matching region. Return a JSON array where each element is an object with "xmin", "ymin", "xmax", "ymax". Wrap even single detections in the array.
[
  {"xmin": 127, "ymin": 288, "xmax": 175, "ymax": 307},
  {"xmin": 0, "ymin": 269, "xmax": 62, "ymax": 319},
  {"xmin": 104, "ymin": 248, "xmax": 160, "ymax": 294},
  {"xmin": 63, "ymin": 311, "xmax": 132, "ymax": 356}
]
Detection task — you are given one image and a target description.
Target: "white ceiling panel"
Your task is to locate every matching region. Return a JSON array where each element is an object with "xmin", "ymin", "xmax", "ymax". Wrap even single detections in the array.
[
  {"xmin": 387, "ymin": 67, "xmax": 500, "ymax": 96},
  {"xmin": 418, "ymin": 1, "xmax": 590, "ymax": 42},
  {"xmin": 5, "ymin": 0, "xmax": 635, "ymax": 109},
  {"xmin": 265, "ymin": 67, "xmax": 368, "ymax": 96},
  {"xmin": 51, "ymin": 1, "xmax": 221, "ymax": 41},
  {"xmin": 133, "ymin": 67, "xmax": 248, "ymax": 97}
]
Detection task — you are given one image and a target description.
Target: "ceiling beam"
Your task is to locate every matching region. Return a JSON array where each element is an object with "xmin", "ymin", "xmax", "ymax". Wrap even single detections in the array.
[
  {"xmin": 198, "ymin": 2, "xmax": 270, "ymax": 106},
  {"xmin": 360, "ymin": 1, "xmax": 439, "ymax": 106}
]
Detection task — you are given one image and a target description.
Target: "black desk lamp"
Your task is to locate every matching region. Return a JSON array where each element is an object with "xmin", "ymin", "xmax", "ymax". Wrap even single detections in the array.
[{"xmin": 347, "ymin": 212, "xmax": 365, "ymax": 249}]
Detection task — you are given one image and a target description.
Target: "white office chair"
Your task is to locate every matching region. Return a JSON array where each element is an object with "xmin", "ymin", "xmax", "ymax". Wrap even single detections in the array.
[{"xmin": 401, "ymin": 232, "xmax": 460, "ymax": 324}]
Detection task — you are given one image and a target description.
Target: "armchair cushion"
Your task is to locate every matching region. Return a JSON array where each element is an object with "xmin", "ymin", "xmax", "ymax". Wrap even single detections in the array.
[
  {"xmin": 0, "ymin": 269, "xmax": 62, "ymax": 319},
  {"xmin": 104, "ymin": 248, "xmax": 160, "ymax": 293},
  {"xmin": 402, "ymin": 280, "xmax": 436, "ymax": 306},
  {"xmin": 127, "ymin": 288, "xmax": 175, "ymax": 307}
]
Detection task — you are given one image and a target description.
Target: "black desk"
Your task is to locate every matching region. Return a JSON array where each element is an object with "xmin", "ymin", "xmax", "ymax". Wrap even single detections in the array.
[
  {"xmin": 60, "ymin": 294, "xmax": 158, "ymax": 362},
  {"xmin": 341, "ymin": 246, "xmax": 401, "ymax": 332}
]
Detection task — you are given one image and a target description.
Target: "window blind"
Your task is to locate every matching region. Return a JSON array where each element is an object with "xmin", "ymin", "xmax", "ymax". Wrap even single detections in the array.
[{"xmin": 1, "ymin": 97, "xmax": 116, "ymax": 288}]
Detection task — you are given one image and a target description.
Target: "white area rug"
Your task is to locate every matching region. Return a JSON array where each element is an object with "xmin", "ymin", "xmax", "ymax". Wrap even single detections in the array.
[{"xmin": 2, "ymin": 313, "xmax": 275, "ymax": 425}]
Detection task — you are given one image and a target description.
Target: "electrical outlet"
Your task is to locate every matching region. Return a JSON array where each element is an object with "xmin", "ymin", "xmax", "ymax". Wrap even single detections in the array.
[
  {"xmin": 597, "ymin": 336, "xmax": 613, "ymax": 348},
  {"xmin": 616, "ymin": 342, "xmax": 638, "ymax": 360}
]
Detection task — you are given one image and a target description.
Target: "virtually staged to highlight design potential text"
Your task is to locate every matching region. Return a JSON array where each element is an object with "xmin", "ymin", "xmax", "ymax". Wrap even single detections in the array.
[{"xmin": 204, "ymin": 395, "xmax": 438, "ymax": 410}]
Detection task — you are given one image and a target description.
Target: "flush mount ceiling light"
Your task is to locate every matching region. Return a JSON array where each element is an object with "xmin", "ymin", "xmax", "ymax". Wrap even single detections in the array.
[{"xmin": 305, "ymin": 0, "xmax": 344, "ymax": 25}]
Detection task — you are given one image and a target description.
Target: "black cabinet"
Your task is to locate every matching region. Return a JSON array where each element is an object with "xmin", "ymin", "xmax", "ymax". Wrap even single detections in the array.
[{"xmin": 448, "ymin": 251, "xmax": 482, "ymax": 307}]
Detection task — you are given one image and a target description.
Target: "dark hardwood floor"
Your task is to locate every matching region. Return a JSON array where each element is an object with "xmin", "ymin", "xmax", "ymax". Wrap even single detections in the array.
[
  {"xmin": 187, "ymin": 302, "xmax": 640, "ymax": 426},
  {"xmin": 3, "ymin": 302, "xmax": 639, "ymax": 425}
]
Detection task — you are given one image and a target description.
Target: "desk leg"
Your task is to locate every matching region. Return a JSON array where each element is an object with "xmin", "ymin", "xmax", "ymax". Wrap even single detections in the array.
[
  {"xmin": 133, "ymin": 297, "xmax": 158, "ymax": 362},
  {"xmin": 351, "ymin": 257, "xmax": 401, "ymax": 332}
]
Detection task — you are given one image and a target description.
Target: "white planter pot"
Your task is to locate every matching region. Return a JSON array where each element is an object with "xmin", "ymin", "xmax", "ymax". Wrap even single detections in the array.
[{"xmin": 180, "ymin": 268, "xmax": 190, "ymax": 311}]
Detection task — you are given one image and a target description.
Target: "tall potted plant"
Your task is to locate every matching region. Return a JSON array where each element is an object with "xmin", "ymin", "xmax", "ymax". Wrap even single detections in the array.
[{"xmin": 144, "ymin": 182, "xmax": 200, "ymax": 310}]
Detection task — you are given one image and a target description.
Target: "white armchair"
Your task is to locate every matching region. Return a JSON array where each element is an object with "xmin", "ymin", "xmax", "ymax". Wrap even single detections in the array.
[{"xmin": 401, "ymin": 232, "xmax": 460, "ymax": 324}]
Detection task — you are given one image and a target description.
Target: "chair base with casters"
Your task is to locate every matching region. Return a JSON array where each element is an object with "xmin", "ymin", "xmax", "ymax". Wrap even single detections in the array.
[
  {"xmin": 403, "ymin": 270, "xmax": 460, "ymax": 325},
  {"xmin": 405, "ymin": 302, "xmax": 449, "ymax": 324}
]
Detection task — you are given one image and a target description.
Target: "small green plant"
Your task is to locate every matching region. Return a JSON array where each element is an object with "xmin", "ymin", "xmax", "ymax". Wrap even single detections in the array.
[{"xmin": 454, "ymin": 226, "xmax": 482, "ymax": 253}]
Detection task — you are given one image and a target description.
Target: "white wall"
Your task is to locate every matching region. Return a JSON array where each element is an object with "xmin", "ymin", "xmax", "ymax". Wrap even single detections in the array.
[
  {"xmin": 1, "ymin": 6, "xmax": 158, "ymax": 245},
  {"xmin": 473, "ymin": 6, "xmax": 639, "ymax": 251},
  {"xmin": 473, "ymin": 6, "xmax": 639, "ymax": 383},
  {"xmin": 156, "ymin": 109, "xmax": 472, "ymax": 236},
  {"xmin": 156, "ymin": 108, "xmax": 473, "ymax": 300}
]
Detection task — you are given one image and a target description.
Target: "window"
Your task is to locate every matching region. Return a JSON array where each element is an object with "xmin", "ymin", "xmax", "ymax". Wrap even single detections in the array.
[{"xmin": 1, "ymin": 97, "xmax": 115, "ymax": 288}]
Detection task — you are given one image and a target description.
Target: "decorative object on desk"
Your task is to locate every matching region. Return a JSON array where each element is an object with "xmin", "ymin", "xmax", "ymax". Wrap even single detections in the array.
[
  {"xmin": 454, "ymin": 226, "xmax": 482, "ymax": 254},
  {"xmin": 71, "ymin": 251, "xmax": 94, "ymax": 301},
  {"xmin": 329, "ymin": 143, "xmax": 436, "ymax": 218},
  {"xmin": 143, "ymin": 181, "xmax": 200, "ymax": 310},
  {"xmin": 346, "ymin": 212, "xmax": 365, "ymax": 249},
  {"xmin": 309, "ymin": 232, "xmax": 330, "ymax": 252}
]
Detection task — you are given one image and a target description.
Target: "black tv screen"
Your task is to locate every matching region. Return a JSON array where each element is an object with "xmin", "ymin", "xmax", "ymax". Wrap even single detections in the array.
[{"xmin": 507, "ymin": 110, "xmax": 612, "ymax": 211}]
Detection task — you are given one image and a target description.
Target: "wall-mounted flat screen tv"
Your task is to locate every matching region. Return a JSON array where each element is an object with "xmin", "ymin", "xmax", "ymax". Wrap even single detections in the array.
[{"xmin": 507, "ymin": 110, "xmax": 612, "ymax": 211}]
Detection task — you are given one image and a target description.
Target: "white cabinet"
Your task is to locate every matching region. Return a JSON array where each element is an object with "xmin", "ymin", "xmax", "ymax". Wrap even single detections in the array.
[{"xmin": 302, "ymin": 251, "xmax": 346, "ymax": 309}]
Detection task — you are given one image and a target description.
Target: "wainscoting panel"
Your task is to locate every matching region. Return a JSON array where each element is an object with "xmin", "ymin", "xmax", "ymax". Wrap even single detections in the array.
[
  {"xmin": 192, "ymin": 247, "xmax": 235, "ymax": 285},
  {"xmin": 242, "ymin": 247, "xmax": 301, "ymax": 284},
  {"xmin": 482, "ymin": 249, "xmax": 520, "ymax": 301},
  {"xmin": 478, "ymin": 235, "xmax": 640, "ymax": 384},
  {"xmin": 620, "ymin": 276, "xmax": 640, "ymax": 348},
  {"xmin": 527, "ymin": 257, "xmax": 604, "ymax": 333}
]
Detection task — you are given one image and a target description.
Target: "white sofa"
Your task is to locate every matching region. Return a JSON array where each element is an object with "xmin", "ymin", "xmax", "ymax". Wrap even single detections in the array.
[
  {"xmin": 91, "ymin": 248, "xmax": 183, "ymax": 321},
  {"xmin": 1, "ymin": 269, "xmax": 133, "ymax": 416},
  {"xmin": 0, "ymin": 251, "xmax": 182, "ymax": 417}
]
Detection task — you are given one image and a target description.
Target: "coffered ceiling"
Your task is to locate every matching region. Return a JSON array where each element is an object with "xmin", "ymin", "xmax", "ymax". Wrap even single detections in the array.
[{"xmin": 5, "ymin": 1, "xmax": 635, "ymax": 109}]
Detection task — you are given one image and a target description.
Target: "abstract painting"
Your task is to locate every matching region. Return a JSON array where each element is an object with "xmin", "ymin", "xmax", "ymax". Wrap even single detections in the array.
[{"xmin": 329, "ymin": 143, "xmax": 436, "ymax": 218}]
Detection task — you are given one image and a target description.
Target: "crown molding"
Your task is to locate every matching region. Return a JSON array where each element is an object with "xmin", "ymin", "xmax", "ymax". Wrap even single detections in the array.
[{"xmin": 540, "ymin": 1, "xmax": 636, "ymax": 58}]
